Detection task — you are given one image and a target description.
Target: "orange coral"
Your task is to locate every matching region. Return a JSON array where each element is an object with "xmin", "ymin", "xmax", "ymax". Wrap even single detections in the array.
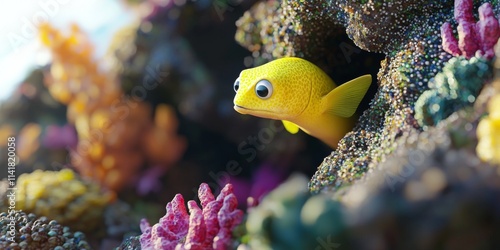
[
  {"xmin": 143, "ymin": 104, "xmax": 187, "ymax": 166},
  {"xmin": 39, "ymin": 23, "xmax": 186, "ymax": 192}
]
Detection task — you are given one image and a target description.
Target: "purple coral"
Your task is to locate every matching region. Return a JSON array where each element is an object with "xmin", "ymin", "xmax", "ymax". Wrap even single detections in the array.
[
  {"xmin": 441, "ymin": 0, "xmax": 500, "ymax": 59},
  {"xmin": 42, "ymin": 124, "xmax": 78, "ymax": 149},
  {"xmin": 140, "ymin": 183, "xmax": 244, "ymax": 250}
]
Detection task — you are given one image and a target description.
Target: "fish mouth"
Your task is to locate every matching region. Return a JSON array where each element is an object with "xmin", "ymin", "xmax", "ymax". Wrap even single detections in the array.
[{"xmin": 233, "ymin": 105, "xmax": 280, "ymax": 119}]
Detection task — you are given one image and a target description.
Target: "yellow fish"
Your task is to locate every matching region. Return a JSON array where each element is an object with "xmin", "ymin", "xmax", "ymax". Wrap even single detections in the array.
[{"xmin": 233, "ymin": 57, "xmax": 372, "ymax": 149}]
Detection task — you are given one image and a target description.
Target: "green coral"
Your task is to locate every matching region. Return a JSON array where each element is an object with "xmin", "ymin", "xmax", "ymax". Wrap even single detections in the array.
[
  {"xmin": 9, "ymin": 169, "xmax": 114, "ymax": 234},
  {"xmin": 415, "ymin": 56, "xmax": 493, "ymax": 127},
  {"xmin": 245, "ymin": 175, "xmax": 346, "ymax": 250},
  {"xmin": 0, "ymin": 211, "xmax": 91, "ymax": 250}
]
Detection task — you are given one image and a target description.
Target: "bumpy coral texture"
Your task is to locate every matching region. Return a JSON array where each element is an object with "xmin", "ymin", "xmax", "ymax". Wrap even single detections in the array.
[
  {"xmin": 0, "ymin": 211, "xmax": 91, "ymax": 249},
  {"xmin": 415, "ymin": 56, "xmax": 492, "ymax": 126},
  {"xmin": 139, "ymin": 183, "xmax": 243, "ymax": 250},
  {"xmin": 40, "ymin": 23, "xmax": 186, "ymax": 192},
  {"xmin": 441, "ymin": 0, "xmax": 500, "ymax": 59},
  {"xmin": 13, "ymin": 169, "xmax": 114, "ymax": 233}
]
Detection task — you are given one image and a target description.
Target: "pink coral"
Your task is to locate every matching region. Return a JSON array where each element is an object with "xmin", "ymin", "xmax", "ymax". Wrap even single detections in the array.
[
  {"xmin": 140, "ymin": 183, "xmax": 244, "ymax": 250},
  {"xmin": 441, "ymin": 0, "xmax": 500, "ymax": 59}
]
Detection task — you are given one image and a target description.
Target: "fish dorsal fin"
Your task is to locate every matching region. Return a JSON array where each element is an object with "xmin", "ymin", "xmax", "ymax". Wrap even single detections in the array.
[
  {"xmin": 282, "ymin": 120, "xmax": 300, "ymax": 134},
  {"xmin": 322, "ymin": 74, "xmax": 372, "ymax": 118}
]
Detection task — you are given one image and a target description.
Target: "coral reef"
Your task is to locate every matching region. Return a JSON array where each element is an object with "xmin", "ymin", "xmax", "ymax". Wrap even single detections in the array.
[
  {"xmin": 340, "ymin": 105, "xmax": 500, "ymax": 249},
  {"xmin": 139, "ymin": 183, "xmax": 243, "ymax": 250},
  {"xmin": 39, "ymin": 23, "xmax": 187, "ymax": 192},
  {"xmin": 0, "ymin": 211, "xmax": 91, "ymax": 250},
  {"xmin": 307, "ymin": 0, "xmax": 455, "ymax": 192},
  {"xmin": 306, "ymin": 0, "xmax": 500, "ymax": 192},
  {"xmin": 234, "ymin": 0, "xmax": 383, "ymax": 84},
  {"xmin": 441, "ymin": 0, "xmax": 500, "ymax": 59},
  {"xmin": 244, "ymin": 93, "xmax": 500, "ymax": 249},
  {"xmin": 10, "ymin": 169, "xmax": 114, "ymax": 233},
  {"xmin": 235, "ymin": 0, "xmax": 467, "ymax": 192},
  {"xmin": 415, "ymin": 56, "xmax": 493, "ymax": 127}
]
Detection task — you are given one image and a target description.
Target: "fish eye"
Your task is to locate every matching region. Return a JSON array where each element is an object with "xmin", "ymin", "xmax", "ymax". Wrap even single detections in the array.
[
  {"xmin": 255, "ymin": 80, "xmax": 273, "ymax": 99},
  {"xmin": 234, "ymin": 78, "xmax": 240, "ymax": 92}
]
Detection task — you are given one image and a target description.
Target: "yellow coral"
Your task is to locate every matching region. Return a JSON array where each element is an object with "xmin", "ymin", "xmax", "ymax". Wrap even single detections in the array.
[
  {"xmin": 14, "ymin": 169, "xmax": 114, "ymax": 233},
  {"xmin": 477, "ymin": 94, "xmax": 500, "ymax": 164},
  {"xmin": 39, "ymin": 23, "xmax": 187, "ymax": 192}
]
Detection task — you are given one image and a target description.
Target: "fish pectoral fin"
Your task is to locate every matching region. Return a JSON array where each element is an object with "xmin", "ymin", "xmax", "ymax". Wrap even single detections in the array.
[
  {"xmin": 282, "ymin": 120, "xmax": 300, "ymax": 134},
  {"xmin": 322, "ymin": 74, "xmax": 372, "ymax": 118}
]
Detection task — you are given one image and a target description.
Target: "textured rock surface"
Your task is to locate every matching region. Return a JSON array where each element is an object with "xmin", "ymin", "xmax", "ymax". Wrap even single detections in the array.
[
  {"xmin": 245, "ymin": 77, "xmax": 500, "ymax": 248},
  {"xmin": 0, "ymin": 211, "xmax": 91, "ymax": 250}
]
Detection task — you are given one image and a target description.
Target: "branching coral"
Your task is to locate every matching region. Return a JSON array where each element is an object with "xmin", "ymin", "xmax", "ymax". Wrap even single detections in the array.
[
  {"xmin": 415, "ymin": 56, "xmax": 492, "ymax": 127},
  {"xmin": 0, "ymin": 211, "xmax": 91, "ymax": 250},
  {"xmin": 139, "ymin": 183, "xmax": 243, "ymax": 250},
  {"xmin": 39, "ymin": 23, "xmax": 186, "ymax": 192},
  {"xmin": 441, "ymin": 0, "xmax": 500, "ymax": 59},
  {"xmin": 13, "ymin": 169, "xmax": 114, "ymax": 233}
]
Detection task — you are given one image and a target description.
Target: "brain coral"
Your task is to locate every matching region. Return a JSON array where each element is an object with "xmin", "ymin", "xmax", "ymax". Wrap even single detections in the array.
[{"xmin": 12, "ymin": 169, "xmax": 114, "ymax": 233}]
